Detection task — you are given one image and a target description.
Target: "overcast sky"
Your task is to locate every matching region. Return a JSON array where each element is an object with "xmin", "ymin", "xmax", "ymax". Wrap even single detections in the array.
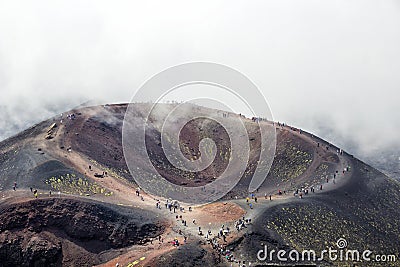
[{"xmin": 0, "ymin": 1, "xmax": 399, "ymax": 157}]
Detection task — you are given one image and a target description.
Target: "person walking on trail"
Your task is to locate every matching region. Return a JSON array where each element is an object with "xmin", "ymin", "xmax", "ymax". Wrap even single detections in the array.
[
  {"xmin": 30, "ymin": 187, "xmax": 33, "ymax": 192},
  {"xmin": 269, "ymin": 195, "xmax": 272, "ymax": 201}
]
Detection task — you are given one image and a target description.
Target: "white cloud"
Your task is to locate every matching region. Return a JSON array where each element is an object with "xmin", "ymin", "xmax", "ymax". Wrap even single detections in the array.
[{"xmin": 0, "ymin": 0, "xmax": 399, "ymax": 157}]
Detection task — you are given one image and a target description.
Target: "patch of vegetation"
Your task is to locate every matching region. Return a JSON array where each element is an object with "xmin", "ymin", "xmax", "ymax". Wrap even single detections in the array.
[
  {"xmin": 267, "ymin": 204, "xmax": 398, "ymax": 266},
  {"xmin": 270, "ymin": 140, "xmax": 313, "ymax": 182},
  {"xmin": 307, "ymin": 163, "xmax": 330, "ymax": 187},
  {"xmin": 44, "ymin": 173, "xmax": 113, "ymax": 196}
]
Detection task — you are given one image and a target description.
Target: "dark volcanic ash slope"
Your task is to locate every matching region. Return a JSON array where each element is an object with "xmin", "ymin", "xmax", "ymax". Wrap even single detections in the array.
[{"xmin": 227, "ymin": 153, "xmax": 400, "ymax": 266}]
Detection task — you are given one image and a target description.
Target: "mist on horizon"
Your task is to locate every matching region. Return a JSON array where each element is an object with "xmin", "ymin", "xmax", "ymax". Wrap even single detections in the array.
[{"xmin": 1, "ymin": 1, "xmax": 399, "ymax": 170}]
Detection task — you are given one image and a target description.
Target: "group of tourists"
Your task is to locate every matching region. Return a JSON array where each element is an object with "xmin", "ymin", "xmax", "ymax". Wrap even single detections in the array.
[
  {"xmin": 208, "ymin": 219, "xmax": 252, "ymax": 266},
  {"xmin": 234, "ymin": 217, "xmax": 251, "ymax": 232},
  {"xmin": 162, "ymin": 199, "xmax": 182, "ymax": 213},
  {"xmin": 251, "ymin": 117, "xmax": 269, "ymax": 123},
  {"xmin": 292, "ymin": 165, "xmax": 351, "ymax": 199}
]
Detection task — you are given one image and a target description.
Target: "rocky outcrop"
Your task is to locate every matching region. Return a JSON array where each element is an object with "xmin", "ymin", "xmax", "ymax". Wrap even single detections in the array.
[
  {"xmin": 0, "ymin": 230, "xmax": 62, "ymax": 267},
  {"xmin": 0, "ymin": 198, "xmax": 164, "ymax": 266}
]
